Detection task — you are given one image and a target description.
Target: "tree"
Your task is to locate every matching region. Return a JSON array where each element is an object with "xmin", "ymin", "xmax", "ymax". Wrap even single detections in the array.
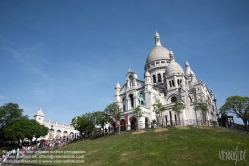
[
  {"xmin": 194, "ymin": 100, "xmax": 208, "ymax": 125},
  {"xmin": 172, "ymin": 99, "xmax": 185, "ymax": 126},
  {"xmin": 132, "ymin": 106, "xmax": 144, "ymax": 131},
  {"xmin": 0, "ymin": 102, "xmax": 28, "ymax": 141},
  {"xmin": 220, "ymin": 96, "xmax": 249, "ymax": 127},
  {"xmin": 93, "ymin": 111, "xmax": 112, "ymax": 129},
  {"xmin": 152, "ymin": 100, "xmax": 164, "ymax": 121},
  {"xmin": 3, "ymin": 119, "xmax": 48, "ymax": 144},
  {"xmin": 104, "ymin": 102, "xmax": 122, "ymax": 134},
  {"xmin": 33, "ymin": 123, "xmax": 49, "ymax": 142},
  {"xmin": 72, "ymin": 113, "xmax": 94, "ymax": 137}
]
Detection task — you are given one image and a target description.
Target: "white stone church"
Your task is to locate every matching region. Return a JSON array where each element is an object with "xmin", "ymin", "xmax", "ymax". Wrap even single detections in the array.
[
  {"xmin": 114, "ymin": 32, "xmax": 219, "ymax": 130},
  {"xmin": 34, "ymin": 108, "xmax": 79, "ymax": 140}
]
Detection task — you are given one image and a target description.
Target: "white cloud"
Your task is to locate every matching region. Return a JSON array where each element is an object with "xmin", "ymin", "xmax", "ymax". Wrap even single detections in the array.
[
  {"xmin": 0, "ymin": 95, "xmax": 8, "ymax": 100},
  {"xmin": 0, "ymin": 36, "xmax": 15, "ymax": 46}
]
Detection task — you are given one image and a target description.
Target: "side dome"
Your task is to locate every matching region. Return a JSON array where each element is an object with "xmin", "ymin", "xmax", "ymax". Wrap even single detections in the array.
[
  {"xmin": 34, "ymin": 108, "xmax": 45, "ymax": 117},
  {"xmin": 115, "ymin": 82, "xmax": 121, "ymax": 88},
  {"xmin": 145, "ymin": 71, "xmax": 150, "ymax": 77},
  {"xmin": 166, "ymin": 59, "xmax": 184, "ymax": 76},
  {"xmin": 146, "ymin": 46, "xmax": 170, "ymax": 64}
]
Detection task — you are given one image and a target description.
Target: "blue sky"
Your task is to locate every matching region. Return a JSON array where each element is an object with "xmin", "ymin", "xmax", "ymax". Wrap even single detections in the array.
[{"xmin": 0, "ymin": 0, "xmax": 248, "ymax": 125}]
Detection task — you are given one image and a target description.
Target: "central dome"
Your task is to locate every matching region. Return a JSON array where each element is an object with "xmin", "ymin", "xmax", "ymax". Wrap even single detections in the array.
[
  {"xmin": 146, "ymin": 46, "xmax": 170, "ymax": 64},
  {"xmin": 146, "ymin": 32, "xmax": 170, "ymax": 64}
]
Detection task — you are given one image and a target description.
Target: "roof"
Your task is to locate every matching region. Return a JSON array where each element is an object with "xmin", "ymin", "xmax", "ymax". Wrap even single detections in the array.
[
  {"xmin": 165, "ymin": 59, "xmax": 184, "ymax": 76},
  {"xmin": 146, "ymin": 32, "xmax": 170, "ymax": 64},
  {"xmin": 146, "ymin": 46, "xmax": 170, "ymax": 64},
  {"xmin": 34, "ymin": 108, "xmax": 45, "ymax": 117}
]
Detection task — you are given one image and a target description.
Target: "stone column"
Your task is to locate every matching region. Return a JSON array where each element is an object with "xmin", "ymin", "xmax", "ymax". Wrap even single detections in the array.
[{"xmin": 173, "ymin": 75, "xmax": 178, "ymax": 88}]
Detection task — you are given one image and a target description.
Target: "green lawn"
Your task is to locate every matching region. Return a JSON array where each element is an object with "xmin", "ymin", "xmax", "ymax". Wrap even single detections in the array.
[{"xmin": 27, "ymin": 127, "xmax": 249, "ymax": 166}]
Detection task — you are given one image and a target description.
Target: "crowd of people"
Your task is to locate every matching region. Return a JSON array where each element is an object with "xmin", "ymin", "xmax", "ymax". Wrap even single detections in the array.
[
  {"xmin": 1, "ymin": 146, "xmax": 33, "ymax": 163},
  {"xmin": 0, "ymin": 134, "xmax": 78, "ymax": 163}
]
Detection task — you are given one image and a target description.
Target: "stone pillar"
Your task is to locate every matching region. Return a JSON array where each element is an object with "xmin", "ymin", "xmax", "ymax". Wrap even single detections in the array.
[
  {"xmin": 134, "ymin": 96, "xmax": 137, "ymax": 109},
  {"xmin": 173, "ymin": 75, "xmax": 178, "ymax": 88},
  {"xmin": 127, "ymin": 115, "xmax": 131, "ymax": 131}
]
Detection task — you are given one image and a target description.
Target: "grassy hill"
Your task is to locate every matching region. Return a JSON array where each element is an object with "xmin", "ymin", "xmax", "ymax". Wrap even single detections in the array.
[{"xmin": 28, "ymin": 127, "xmax": 249, "ymax": 166}]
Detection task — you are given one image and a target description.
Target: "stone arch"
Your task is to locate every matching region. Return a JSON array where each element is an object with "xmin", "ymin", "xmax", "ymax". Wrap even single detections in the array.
[
  {"xmin": 129, "ymin": 75, "xmax": 133, "ymax": 87},
  {"xmin": 56, "ymin": 130, "xmax": 61, "ymax": 137},
  {"xmin": 69, "ymin": 132, "xmax": 74, "ymax": 139},
  {"xmin": 157, "ymin": 73, "xmax": 162, "ymax": 82},
  {"xmin": 130, "ymin": 117, "xmax": 137, "ymax": 130},
  {"xmin": 63, "ymin": 131, "xmax": 68, "ymax": 136},
  {"xmin": 153, "ymin": 75, "xmax": 156, "ymax": 83},
  {"xmin": 128, "ymin": 94, "xmax": 134, "ymax": 109},
  {"xmin": 120, "ymin": 119, "xmax": 126, "ymax": 131},
  {"xmin": 122, "ymin": 97, "xmax": 126, "ymax": 112},
  {"xmin": 49, "ymin": 129, "xmax": 54, "ymax": 139},
  {"xmin": 169, "ymin": 111, "xmax": 173, "ymax": 126},
  {"xmin": 145, "ymin": 117, "xmax": 150, "ymax": 129}
]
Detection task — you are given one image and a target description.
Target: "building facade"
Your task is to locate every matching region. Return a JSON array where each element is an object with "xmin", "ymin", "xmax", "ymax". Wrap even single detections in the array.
[
  {"xmin": 114, "ymin": 32, "xmax": 218, "ymax": 130},
  {"xmin": 34, "ymin": 108, "xmax": 79, "ymax": 140}
]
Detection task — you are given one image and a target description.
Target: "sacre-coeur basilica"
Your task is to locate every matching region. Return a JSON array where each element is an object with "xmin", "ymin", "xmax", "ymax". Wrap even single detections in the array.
[{"xmin": 113, "ymin": 32, "xmax": 219, "ymax": 130}]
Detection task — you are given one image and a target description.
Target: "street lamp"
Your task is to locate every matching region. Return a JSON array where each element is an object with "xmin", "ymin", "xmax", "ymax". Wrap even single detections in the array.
[
  {"xmin": 194, "ymin": 103, "xmax": 198, "ymax": 126},
  {"xmin": 49, "ymin": 125, "xmax": 53, "ymax": 142}
]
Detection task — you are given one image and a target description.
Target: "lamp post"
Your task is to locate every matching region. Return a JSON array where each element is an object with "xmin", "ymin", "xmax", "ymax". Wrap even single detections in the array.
[
  {"xmin": 49, "ymin": 125, "xmax": 53, "ymax": 142},
  {"xmin": 194, "ymin": 105, "xmax": 198, "ymax": 126},
  {"xmin": 165, "ymin": 115, "xmax": 168, "ymax": 127},
  {"xmin": 192, "ymin": 89, "xmax": 198, "ymax": 126},
  {"xmin": 92, "ymin": 115, "xmax": 96, "ymax": 136}
]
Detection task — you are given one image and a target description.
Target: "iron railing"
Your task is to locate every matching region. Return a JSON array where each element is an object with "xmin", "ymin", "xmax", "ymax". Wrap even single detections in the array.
[{"xmin": 219, "ymin": 120, "xmax": 249, "ymax": 135}]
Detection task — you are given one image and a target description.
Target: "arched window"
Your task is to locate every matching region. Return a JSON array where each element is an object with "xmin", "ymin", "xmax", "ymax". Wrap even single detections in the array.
[
  {"xmin": 63, "ymin": 131, "xmax": 68, "ymax": 136},
  {"xmin": 172, "ymin": 80, "xmax": 175, "ymax": 87},
  {"xmin": 157, "ymin": 74, "xmax": 162, "ymax": 82},
  {"xmin": 163, "ymin": 73, "xmax": 165, "ymax": 81},
  {"xmin": 169, "ymin": 81, "xmax": 172, "ymax": 87},
  {"xmin": 177, "ymin": 79, "xmax": 182, "ymax": 85},
  {"xmin": 129, "ymin": 94, "xmax": 134, "ymax": 108},
  {"xmin": 122, "ymin": 98, "xmax": 126, "ymax": 112},
  {"xmin": 56, "ymin": 130, "xmax": 61, "ymax": 137},
  {"xmin": 129, "ymin": 76, "xmax": 133, "ymax": 87},
  {"xmin": 153, "ymin": 75, "xmax": 156, "ymax": 83}
]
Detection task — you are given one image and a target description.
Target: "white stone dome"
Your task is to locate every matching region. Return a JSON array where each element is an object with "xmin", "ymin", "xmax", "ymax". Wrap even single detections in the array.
[
  {"xmin": 115, "ymin": 82, "xmax": 121, "ymax": 88},
  {"xmin": 146, "ymin": 46, "xmax": 170, "ymax": 64},
  {"xmin": 34, "ymin": 108, "xmax": 44, "ymax": 117},
  {"xmin": 146, "ymin": 32, "xmax": 171, "ymax": 64},
  {"xmin": 145, "ymin": 71, "xmax": 150, "ymax": 77},
  {"xmin": 166, "ymin": 59, "xmax": 184, "ymax": 76}
]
